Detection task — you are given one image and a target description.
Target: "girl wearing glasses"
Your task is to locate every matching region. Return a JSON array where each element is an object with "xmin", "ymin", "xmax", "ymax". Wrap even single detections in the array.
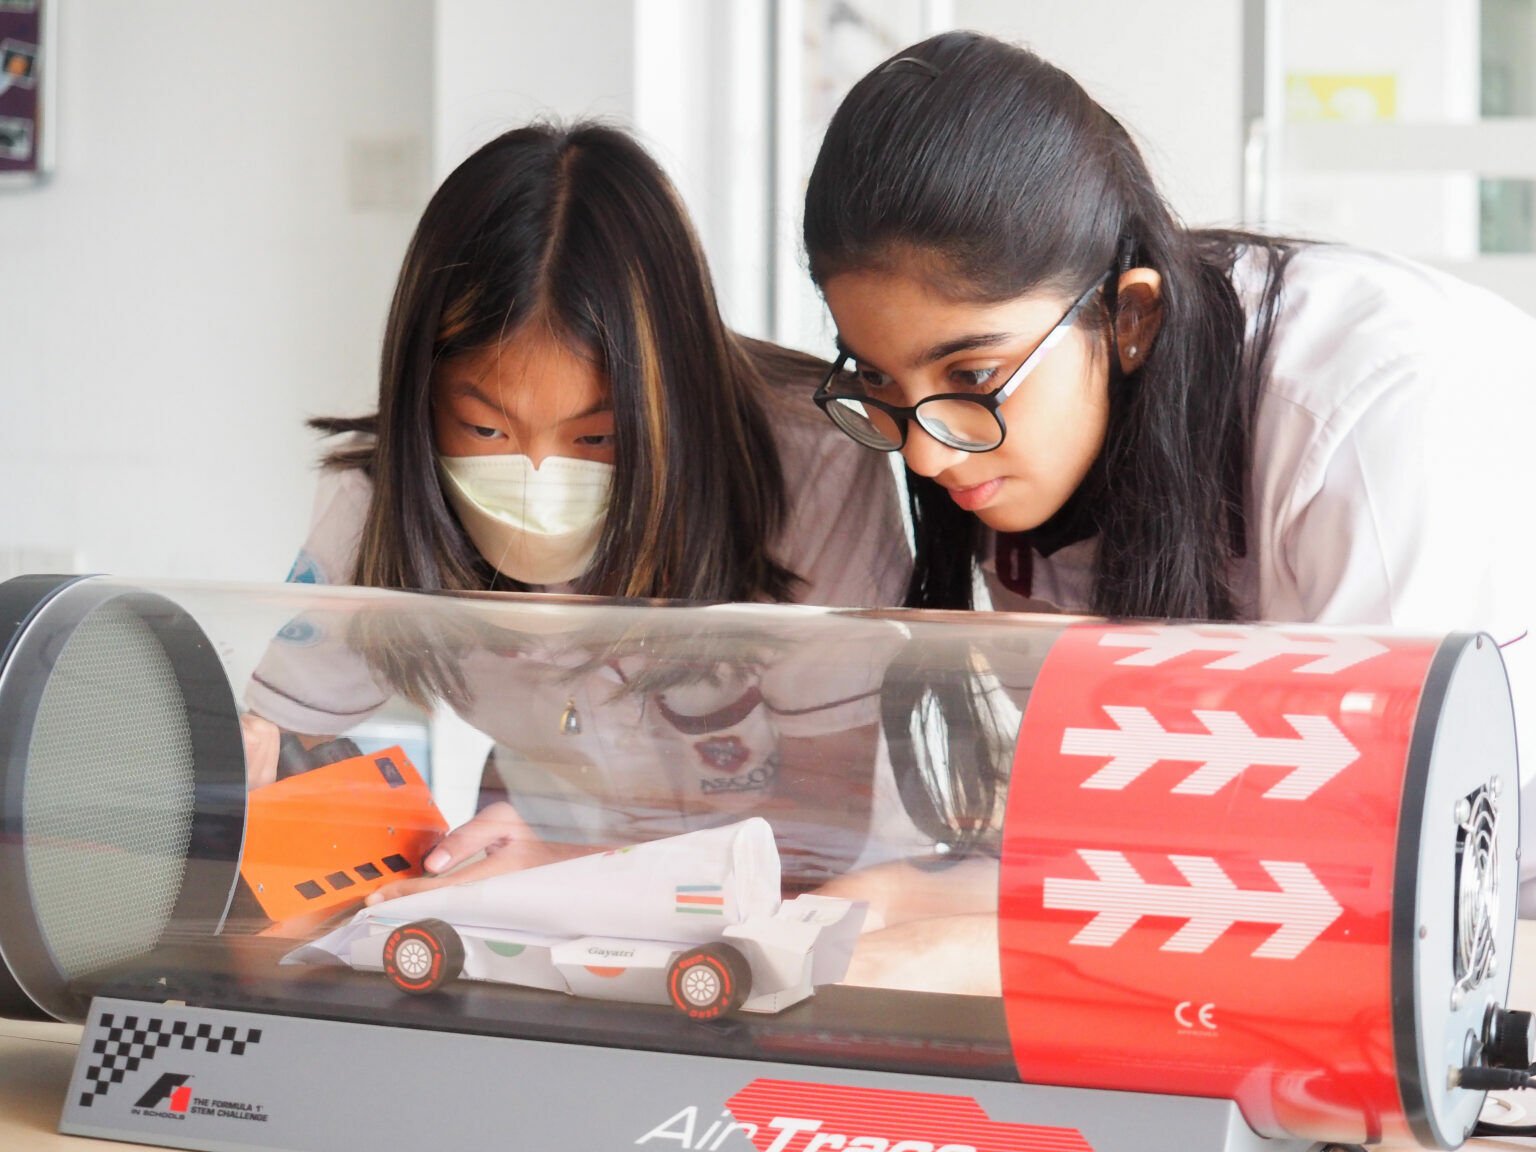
[
  {"xmin": 808, "ymin": 31, "xmax": 1534, "ymax": 642},
  {"xmin": 801, "ymin": 31, "xmax": 1536, "ymax": 976},
  {"xmin": 242, "ymin": 122, "xmax": 916, "ymax": 897},
  {"xmin": 805, "ymin": 31, "xmax": 1535, "ymax": 718}
]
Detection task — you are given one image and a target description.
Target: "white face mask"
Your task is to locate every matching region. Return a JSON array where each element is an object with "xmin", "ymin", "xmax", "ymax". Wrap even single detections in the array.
[{"xmin": 438, "ymin": 454, "xmax": 613, "ymax": 586}]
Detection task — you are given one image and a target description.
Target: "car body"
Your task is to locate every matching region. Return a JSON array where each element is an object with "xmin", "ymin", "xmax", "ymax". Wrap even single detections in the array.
[{"xmin": 285, "ymin": 817, "xmax": 866, "ymax": 1019}]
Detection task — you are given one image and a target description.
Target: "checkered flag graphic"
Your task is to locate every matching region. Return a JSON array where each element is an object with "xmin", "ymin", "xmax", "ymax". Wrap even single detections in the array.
[{"xmin": 79, "ymin": 1012, "xmax": 262, "ymax": 1107}]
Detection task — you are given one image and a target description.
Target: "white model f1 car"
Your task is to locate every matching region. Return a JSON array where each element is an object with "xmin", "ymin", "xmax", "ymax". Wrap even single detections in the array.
[{"xmin": 285, "ymin": 818, "xmax": 866, "ymax": 1020}]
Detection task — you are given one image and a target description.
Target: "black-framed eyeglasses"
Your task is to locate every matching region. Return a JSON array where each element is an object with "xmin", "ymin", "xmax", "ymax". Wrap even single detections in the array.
[{"xmin": 814, "ymin": 271, "xmax": 1111, "ymax": 453}]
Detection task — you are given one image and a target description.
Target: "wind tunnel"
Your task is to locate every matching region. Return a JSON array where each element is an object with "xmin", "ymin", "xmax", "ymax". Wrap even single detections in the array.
[{"xmin": 0, "ymin": 573, "xmax": 1524, "ymax": 1152}]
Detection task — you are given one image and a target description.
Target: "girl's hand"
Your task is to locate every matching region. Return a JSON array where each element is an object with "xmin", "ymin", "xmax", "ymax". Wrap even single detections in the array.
[
  {"xmin": 840, "ymin": 913, "xmax": 1001, "ymax": 996},
  {"xmin": 240, "ymin": 713, "xmax": 282, "ymax": 790},
  {"xmin": 814, "ymin": 853, "xmax": 999, "ymax": 931},
  {"xmin": 364, "ymin": 801, "xmax": 589, "ymax": 904}
]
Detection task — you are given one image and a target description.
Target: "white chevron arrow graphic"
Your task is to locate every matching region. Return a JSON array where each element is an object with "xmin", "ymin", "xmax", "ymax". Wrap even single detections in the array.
[
  {"xmin": 1043, "ymin": 850, "xmax": 1342, "ymax": 959},
  {"xmin": 1062, "ymin": 706, "xmax": 1358, "ymax": 799},
  {"xmin": 1099, "ymin": 627, "xmax": 1388, "ymax": 674}
]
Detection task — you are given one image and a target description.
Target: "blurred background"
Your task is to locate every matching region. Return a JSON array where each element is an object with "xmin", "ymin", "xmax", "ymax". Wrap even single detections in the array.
[{"xmin": 1, "ymin": 0, "xmax": 1531, "ymax": 584}]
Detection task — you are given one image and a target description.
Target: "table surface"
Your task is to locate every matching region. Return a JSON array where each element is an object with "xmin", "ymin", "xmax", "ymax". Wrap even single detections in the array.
[
  {"xmin": 1, "ymin": 1017, "xmax": 144, "ymax": 1151},
  {"xmin": 8, "ymin": 927, "xmax": 1536, "ymax": 1152}
]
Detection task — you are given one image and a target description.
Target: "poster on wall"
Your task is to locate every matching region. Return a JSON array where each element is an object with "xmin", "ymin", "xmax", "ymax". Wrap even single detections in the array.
[{"xmin": 0, "ymin": 0, "xmax": 48, "ymax": 182}]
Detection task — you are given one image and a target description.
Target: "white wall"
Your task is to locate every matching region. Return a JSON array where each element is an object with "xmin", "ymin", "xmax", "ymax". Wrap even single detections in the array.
[
  {"xmin": 635, "ymin": 0, "xmax": 774, "ymax": 338},
  {"xmin": 433, "ymin": 0, "xmax": 636, "ymax": 180},
  {"xmin": 0, "ymin": 0, "xmax": 433, "ymax": 582},
  {"xmin": 954, "ymin": 0, "xmax": 1247, "ymax": 227}
]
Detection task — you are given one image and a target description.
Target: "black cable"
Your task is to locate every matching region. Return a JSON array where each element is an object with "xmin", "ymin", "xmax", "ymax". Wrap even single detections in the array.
[
  {"xmin": 1457, "ymin": 1067, "xmax": 1534, "ymax": 1091},
  {"xmin": 1474, "ymin": 1120, "xmax": 1536, "ymax": 1138},
  {"xmin": 1461, "ymin": 1065, "xmax": 1536, "ymax": 1138}
]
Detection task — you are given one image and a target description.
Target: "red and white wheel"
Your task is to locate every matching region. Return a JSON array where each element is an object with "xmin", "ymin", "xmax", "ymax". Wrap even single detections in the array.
[
  {"xmin": 666, "ymin": 942, "xmax": 750, "ymax": 1020},
  {"xmin": 382, "ymin": 918, "xmax": 463, "ymax": 994}
]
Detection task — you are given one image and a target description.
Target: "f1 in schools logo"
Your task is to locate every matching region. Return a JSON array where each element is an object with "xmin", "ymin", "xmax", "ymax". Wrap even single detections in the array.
[{"xmin": 135, "ymin": 1074, "xmax": 194, "ymax": 1119}]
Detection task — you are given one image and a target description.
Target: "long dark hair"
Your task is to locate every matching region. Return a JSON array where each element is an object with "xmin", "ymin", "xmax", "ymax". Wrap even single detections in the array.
[
  {"xmin": 804, "ymin": 31, "xmax": 1295, "ymax": 621},
  {"xmin": 315, "ymin": 121, "xmax": 810, "ymax": 602}
]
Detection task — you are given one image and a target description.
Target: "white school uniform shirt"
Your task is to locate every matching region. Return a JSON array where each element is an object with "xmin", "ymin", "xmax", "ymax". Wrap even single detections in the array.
[
  {"xmin": 984, "ymin": 243, "xmax": 1536, "ymax": 868},
  {"xmin": 246, "ymin": 402, "xmax": 916, "ymax": 869}
]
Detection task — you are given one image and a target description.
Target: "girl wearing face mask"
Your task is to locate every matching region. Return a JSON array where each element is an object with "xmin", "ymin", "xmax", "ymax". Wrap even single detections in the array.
[
  {"xmin": 243, "ymin": 123, "xmax": 916, "ymax": 896},
  {"xmin": 795, "ymin": 32, "xmax": 1536, "ymax": 948}
]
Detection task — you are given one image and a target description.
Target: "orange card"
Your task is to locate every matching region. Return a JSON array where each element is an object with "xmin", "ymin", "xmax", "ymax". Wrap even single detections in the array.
[{"xmin": 240, "ymin": 746, "xmax": 449, "ymax": 924}]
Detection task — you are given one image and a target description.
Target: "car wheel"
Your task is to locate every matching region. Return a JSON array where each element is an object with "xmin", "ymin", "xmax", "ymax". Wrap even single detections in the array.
[
  {"xmin": 667, "ymin": 942, "xmax": 750, "ymax": 1020},
  {"xmin": 383, "ymin": 918, "xmax": 464, "ymax": 994}
]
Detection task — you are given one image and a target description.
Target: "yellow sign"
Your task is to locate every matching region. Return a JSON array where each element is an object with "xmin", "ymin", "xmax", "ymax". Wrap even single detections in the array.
[{"xmin": 1286, "ymin": 74, "xmax": 1398, "ymax": 122}]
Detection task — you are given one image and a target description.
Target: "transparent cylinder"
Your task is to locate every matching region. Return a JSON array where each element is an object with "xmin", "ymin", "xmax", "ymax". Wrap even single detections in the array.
[{"xmin": 0, "ymin": 574, "xmax": 1518, "ymax": 1147}]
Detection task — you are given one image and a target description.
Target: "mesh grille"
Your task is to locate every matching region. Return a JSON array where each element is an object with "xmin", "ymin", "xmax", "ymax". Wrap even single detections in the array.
[{"xmin": 22, "ymin": 602, "xmax": 197, "ymax": 978}]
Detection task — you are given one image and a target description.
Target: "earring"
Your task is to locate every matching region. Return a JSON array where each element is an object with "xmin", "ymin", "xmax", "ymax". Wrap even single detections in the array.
[
  {"xmin": 1127, "ymin": 344, "xmax": 1139, "ymax": 358},
  {"xmin": 559, "ymin": 698, "xmax": 582, "ymax": 736}
]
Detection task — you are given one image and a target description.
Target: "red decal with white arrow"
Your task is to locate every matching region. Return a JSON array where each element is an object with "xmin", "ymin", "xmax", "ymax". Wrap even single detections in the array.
[
  {"xmin": 1043, "ymin": 850, "xmax": 1343, "ymax": 958},
  {"xmin": 999, "ymin": 620, "xmax": 1443, "ymax": 1142},
  {"xmin": 1098, "ymin": 625, "xmax": 1388, "ymax": 673},
  {"xmin": 1063, "ymin": 705, "xmax": 1358, "ymax": 798}
]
